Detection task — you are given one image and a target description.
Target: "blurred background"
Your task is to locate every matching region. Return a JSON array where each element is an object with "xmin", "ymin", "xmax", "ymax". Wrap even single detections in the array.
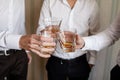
[{"xmin": 25, "ymin": 0, "xmax": 120, "ymax": 80}]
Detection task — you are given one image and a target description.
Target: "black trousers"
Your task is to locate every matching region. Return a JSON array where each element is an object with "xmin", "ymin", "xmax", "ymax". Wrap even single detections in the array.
[
  {"xmin": 111, "ymin": 65, "xmax": 120, "ymax": 80},
  {"xmin": 0, "ymin": 50, "xmax": 29, "ymax": 80},
  {"xmin": 46, "ymin": 54, "xmax": 90, "ymax": 80}
]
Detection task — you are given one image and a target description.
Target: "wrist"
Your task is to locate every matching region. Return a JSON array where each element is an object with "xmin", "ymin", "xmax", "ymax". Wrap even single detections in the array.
[{"xmin": 80, "ymin": 38, "xmax": 85, "ymax": 49}]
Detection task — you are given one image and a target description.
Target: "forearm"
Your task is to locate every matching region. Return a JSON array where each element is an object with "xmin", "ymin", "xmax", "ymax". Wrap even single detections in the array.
[
  {"xmin": 82, "ymin": 29, "xmax": 117, "ymax": 51},
  {"xmin": 82, "ymin": 13, "xmax": 120, "ymax": 51}
]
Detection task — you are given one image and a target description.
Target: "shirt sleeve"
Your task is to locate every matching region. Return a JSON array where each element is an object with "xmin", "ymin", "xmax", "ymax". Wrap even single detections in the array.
[
  {"xmin": 82, "ymin": 13, "xmax": 120, "ymax": 51},
  {"xmin": 83, "ymin": 29, "xmax": 113, "ymax": 51},
  {"xmin": 82, "ymin": 26, "xmax": 119, "ymax": 51},
  {"xmin": 0, "ymin": 31, "xmax": 22, "ymax": 50}
]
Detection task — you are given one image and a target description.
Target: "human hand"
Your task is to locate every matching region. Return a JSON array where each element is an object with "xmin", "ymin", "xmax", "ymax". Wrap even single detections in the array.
[
  {"xmin": 75, "ymin": 34, "xmax": 85, "ymax": 49},
  {"xmin": 26, "ymin": 52, "xmax": 32, "ymax": 64},
  {"xmin": 89, "ymin": 64, "xmax": 94, "ymax": 69},
  {"xmin": 19, "ymin": 34, "xmax": 56, "ymax": 58}
]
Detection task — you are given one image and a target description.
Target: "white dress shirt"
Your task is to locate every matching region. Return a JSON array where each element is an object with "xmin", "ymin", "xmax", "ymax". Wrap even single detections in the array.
[
  {"xmin": 82, "ymin": 13, "xmax": 120, "ymax": 66},
  {"xmin": 37, "ymin": 0, "xmax": 99, "ymax": 64},
  {"xmin": 0, "ymin": 0, "xmax": 25, "ymax": 50}
]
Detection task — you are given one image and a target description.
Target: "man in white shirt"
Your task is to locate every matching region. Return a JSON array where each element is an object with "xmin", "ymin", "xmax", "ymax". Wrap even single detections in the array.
[
  {"xmin": 0, "ymin": 0, "xmax": 55, "ymax": 80},
  {"xmin": 76, "ymin": 13, "xmax": 120, "ymax": 80},
  {"xmin": 37, "ymin": 0, "xmax": 100, "ymax": 80}
]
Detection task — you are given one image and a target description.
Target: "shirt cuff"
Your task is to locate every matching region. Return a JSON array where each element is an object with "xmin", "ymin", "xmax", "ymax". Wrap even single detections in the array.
[
  {"xmin": 82, "ymin": 37, "xmax": 93, "ymax": 51},
  {"xmin": 25, "ymin": 50, "xmax": 30, "ymax": 53},
  {"xmin": 6, "ymin": 34, "xmax": 22, "ymax": 50}
]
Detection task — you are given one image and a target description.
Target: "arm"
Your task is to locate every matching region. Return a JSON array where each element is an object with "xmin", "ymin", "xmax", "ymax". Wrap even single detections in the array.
[
  {"xmin": 82, "ymin": 13, "xmax": 120, "ymax": 51},
  {"xmin": 0, "ymin": 31, "xmax": 56, "ymax": 58}
]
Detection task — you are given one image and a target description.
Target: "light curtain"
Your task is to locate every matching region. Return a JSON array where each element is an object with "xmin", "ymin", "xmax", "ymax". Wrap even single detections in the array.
[
  {"xmin": 26, "ymin": 0, "xmax": 120, "ymax": 80},
  {"xmin": 89, "ymin": 0, "xmax": 120, "ymax": 80}
]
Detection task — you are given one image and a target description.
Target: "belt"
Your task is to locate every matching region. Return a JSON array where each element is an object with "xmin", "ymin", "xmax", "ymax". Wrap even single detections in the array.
[
  {"xmin": 50, "ymin": 54, "xmax": 86, "ymax": 64},
  {"xmin": 0, "ymin": 49, "xmax": 23, "ymax": 56}
]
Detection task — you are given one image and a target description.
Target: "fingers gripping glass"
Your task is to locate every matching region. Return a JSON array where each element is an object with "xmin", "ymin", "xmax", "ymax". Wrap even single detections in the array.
[
  {"xmin": 38, "ymin": 17, "xmax": 62, "ymax": 54},
  {"xmin": 58, "ymin": 30, "xmax": 76, "ymax": 53}
]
